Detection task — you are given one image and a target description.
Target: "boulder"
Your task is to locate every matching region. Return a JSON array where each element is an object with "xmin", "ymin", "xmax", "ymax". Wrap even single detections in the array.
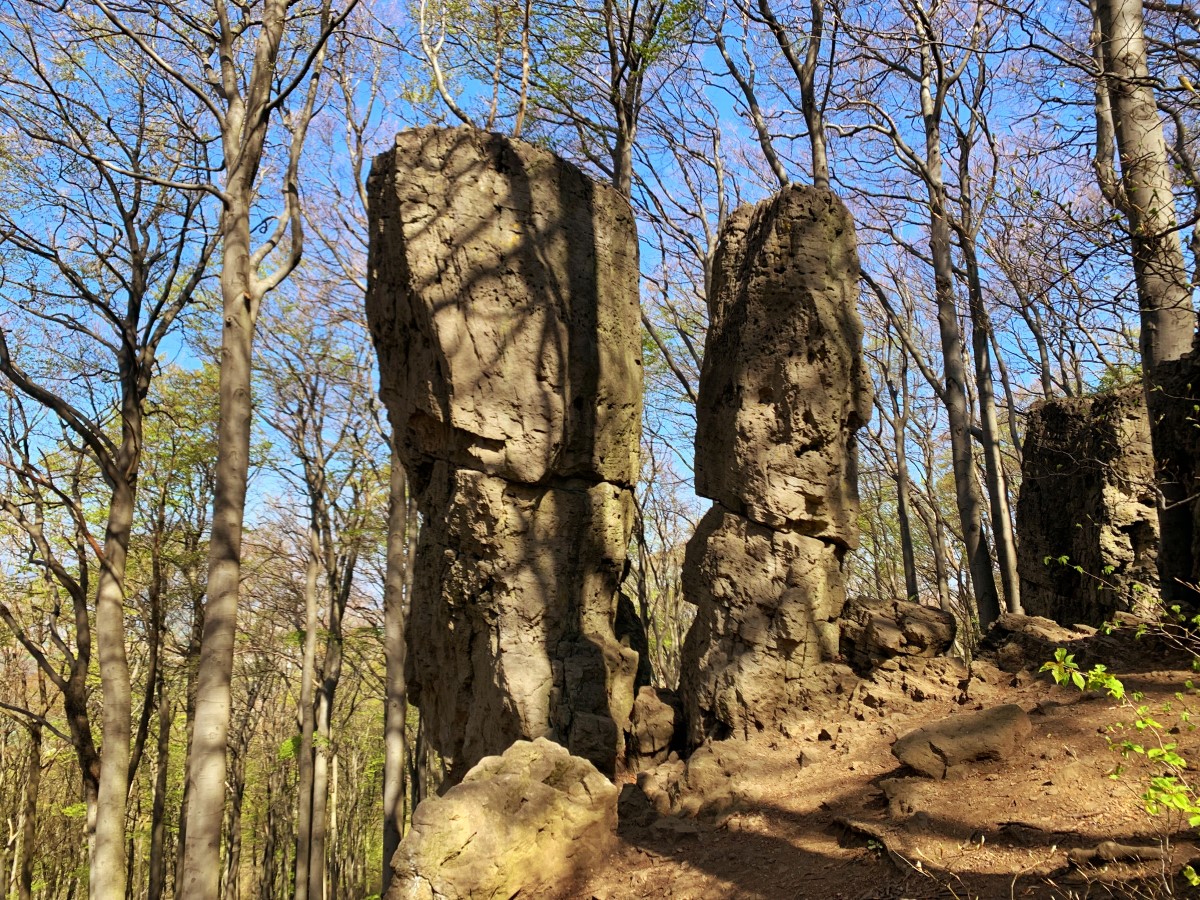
[
  {"xmin": 979, "ymin": 613, "xmax": 1098, "ymax": 674},
  {"xmin": 891, "ymin": 704, "xmax": 1033, "ymax": 779},
  {"xmin": 626, "ymin": 687, "xmax": 682, "ymax": 772},
  {"xmin": 388, "ymin": 738, "xmax": 617, "ymax": 900},
  {"xmin": 840, "ymin": 596, "xmax": 957, "ymax": 672},
  {"xmin": 367, "ymin": 126, "xmax": 644, "ymax": 780},
  {"xmin": 680, "ymin": 185, "xmax": 871, "ymax": 745},
  {"xmin": 631, "ymin": 739, "xmax": 752, "ymax": 822}
]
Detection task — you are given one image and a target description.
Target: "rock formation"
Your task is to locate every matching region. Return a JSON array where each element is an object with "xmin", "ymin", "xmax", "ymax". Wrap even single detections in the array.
[
  {"xmin": 840, "ymin": 596, "xmax": 957, "ymax": 673},
  {"xmin": 1016, "ymin": 387, "xmax": 1158, "ymax": 626},
  {"xmin": 626, "ymin": 687, "xmax": 683, "ymax": 773},
  {"xmin": 388, "ymin": 738, "xmax": 617, "ymax": 900},
  {"xmin": 679, "ymin": 185, "xmax": 871, "ymax": 745},
  {"xmin": 366, "ymin": 126, "xmax": 643, "ymax": 781},
  {"xmin": 891, "ymin": 704, "xmax": 1032, "ymax": 779}
]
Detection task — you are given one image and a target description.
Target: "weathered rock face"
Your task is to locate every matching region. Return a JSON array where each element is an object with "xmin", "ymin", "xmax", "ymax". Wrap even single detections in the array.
[
  {"xmin": 626, "ymin": 687, "xmax": 683, "ymax": 773},
  {"xmin": 891, "ymin": 704, "xmax": 1032, "ymax": 779},
  {"xmin": 694, "ymin": 188, "xmax": 870, "ymax": 544},
  {"xmin": 1016, "ymin": 387, "xmax": 1158, "ymax": 626},
  {"xmin": 388, "ymin": 738, "xmax": 617, "ymax": 900},
  {"xmin": 366, "ymin": 126, "xmax": 643, "ymax": 781},
  {"xmin": 840, "ymin": 596, "xmax": 957, "ymax": 673},
  {"xmin": 679, "ymin": 186, "xmax": 871, "ymax": 745}
]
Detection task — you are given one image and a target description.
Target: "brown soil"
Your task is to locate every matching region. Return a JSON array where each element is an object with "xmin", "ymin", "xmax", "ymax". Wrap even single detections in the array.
[{"xmin": 562, "ymin": 619, "xmax": 1200, "ymax": 899}]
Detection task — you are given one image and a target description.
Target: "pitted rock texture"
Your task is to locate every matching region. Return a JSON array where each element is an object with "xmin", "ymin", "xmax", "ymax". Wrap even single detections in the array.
[
  {"xmin": 366, "ymin": 126, "xmax": 643, "ymax": 781},
  {"xmin": 627, "ymin": 687, "xmax": 683, "ymax": 772},
  {"xmin": 387, "ymin": 738, "xmax": 617, "ymax": 900},
  {"xmin": 367, "ymin": 125, "xmax": 641, "ymax": 487},
  {"xmin": 694, "ymin": 187, "xmax": 871, "ymax": 543},
  {"xmin": 680, "ymin": 186, "xmax": 870, "ymax": 746},
  {"xmin": 840, "ymin": 596, "xmax": 958, "ymax": 673},
  {"xmin": 1016, "ymin": 387, "xmax": 1158, "ymax": 626}
]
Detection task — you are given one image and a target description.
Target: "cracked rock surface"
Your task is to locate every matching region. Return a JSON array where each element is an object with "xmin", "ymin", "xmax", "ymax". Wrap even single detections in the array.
[
  {"xmin": 1016, "ymin": 386, "xmax": 1158, "ymax": 626},
  {"xmin": 680, "ymin": 185, "xmax": 871, "ymax": 746},
  {"xmin": 367, "ymin": 126, "xmax": 643, "ymax": 781},
  {"xmin": 387, "ymin": 738, "xmax": 617, "ymax": 900}
]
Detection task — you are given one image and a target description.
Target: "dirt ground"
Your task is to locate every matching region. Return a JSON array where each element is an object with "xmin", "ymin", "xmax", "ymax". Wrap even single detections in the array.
[{"xmin": 560, "ymin": 618, "xmax": 1200, "ymax": 899}]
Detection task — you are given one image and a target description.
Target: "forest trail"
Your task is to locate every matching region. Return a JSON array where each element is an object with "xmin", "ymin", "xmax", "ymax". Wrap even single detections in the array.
[{"xmin": 561, "ymin": 619, "xmax": 1200, "ymax": 899}]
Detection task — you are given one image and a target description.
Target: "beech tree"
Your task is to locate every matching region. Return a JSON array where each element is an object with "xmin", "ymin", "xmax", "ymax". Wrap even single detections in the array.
[
  {"xmin": 0, "ymin": 7, "xmax": 217, "ymax": 892},
  {"xmin": 1092, "ymin": 0, "xmax": 1197, "ymax": 604},
  {"xmin": 68, "ymin": 1, "xmax": 363, "ymax": 892}
]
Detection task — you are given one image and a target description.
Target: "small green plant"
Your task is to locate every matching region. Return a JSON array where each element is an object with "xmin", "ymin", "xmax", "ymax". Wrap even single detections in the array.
[{"xmin": 1041, "ymin": 647, "xmax": 1200, "ymax": 888}]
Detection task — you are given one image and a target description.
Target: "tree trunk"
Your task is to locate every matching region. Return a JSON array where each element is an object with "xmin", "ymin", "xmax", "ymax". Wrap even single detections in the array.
[
  {"xmin": 308, "ymin": 695, "xmax": 330, "ymax": 900},
  {"xmin": 17, "ymin": 724, "xmax": 41, "ymax": 900},
  {"xmin": 918, "ymin": 41, "xmax": 1001, "ymax": 629},
  {"xmin": 293, "ymin": 538, "xmax": 320, "ymax": 900},
  {"xmin": 1094, "ymin": 0, "xmax": 1198, "ymax": 605},
  {"xmin": 219, "ymin": 751, "xmax": 247, "ymax": 900},
  {"xmin": 308, "ymin": 519, "xmax": 355, "ymax": 900},
  {"xmin": 179, "ymin": 189, "xmax": 259, "ymax": 898},
  {"xmin": 173, "ymin": 574, "xmax": 205, "ymax": 893},
  {"xmin": 147, "ymin": 688, "xmax": 171, "ymax": 900},
  {"xmin": 962, "ymin": 244, "xmax": 1022, "ymax": 614},
  {"xmin": 382, "ymin": 448, "xmax": 409, "ymax": 893},
  {"xmin": 93, "ymin": 474, "xmax": 137, "ymax": 900},
  {"xmin": 886, "ymin": 375, "xmax": 920, "ymax": 603}
]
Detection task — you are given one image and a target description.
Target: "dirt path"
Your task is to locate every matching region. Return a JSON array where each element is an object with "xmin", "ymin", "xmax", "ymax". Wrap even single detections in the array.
[{"xmin": 564, "ymin": 620, "xmax": 1200, "ymax": 899}]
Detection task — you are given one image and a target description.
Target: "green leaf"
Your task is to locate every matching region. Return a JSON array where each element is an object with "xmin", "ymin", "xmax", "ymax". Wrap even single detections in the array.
[{"xmin": 278, "ymin": 734, "xmax": 302, "ymax": 761}]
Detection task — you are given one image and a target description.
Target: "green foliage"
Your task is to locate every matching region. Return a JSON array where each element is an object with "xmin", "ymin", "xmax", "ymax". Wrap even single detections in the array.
[
  {"xmin": 278, "ymin": 735, "xmax": 302, "ymax": 761},
  {"xmin": 1042, "ymin": 642, "xmax": 1200, "ymax": 888},
  {"xmin": 1089, "ymin": 362, "xmax": 1143, "ymax": 394}
]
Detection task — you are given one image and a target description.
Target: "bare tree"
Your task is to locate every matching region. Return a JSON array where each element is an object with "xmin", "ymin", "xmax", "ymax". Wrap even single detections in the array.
[
  {"xmin": 1093, "ymin": 0, "xmax": 1197, "ymax": 603},
  {"xmin": 840, "ymin": 0, "xmax": 1004, "ymax": 626},
  {"xmin": 0, "ymin": 8, "xmax": 216, "ymax": 892},
  {"xmin": 68, "ymin": 1, "xmax": 362, "ymax": 891}
]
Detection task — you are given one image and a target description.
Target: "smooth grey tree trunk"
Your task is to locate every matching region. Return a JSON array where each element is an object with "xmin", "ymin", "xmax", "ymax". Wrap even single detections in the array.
[
  {"xmin": 920, "ymin": 107, "xmax": 1001, "ymax": 627},
  {"xmin": 309, "ymin": 692, "xmax": 331, "ymax": 900},
  {"xmin": 92, "ymin": 362, "xmax": 147, "ymax": 900},
  {"xmin": 180, "ymin": 200, "xmax": 258, "ymax": 899},
  {"xmin": 382, "ymin": 449, "xmax": 410, "ymax": 894},
  {"xmin": 293, "ymin": 540, "xmax": 320, "ymax": 900},
  {"xmin": 148, "ymin": 688, "xmax": 171, "ymax": 900},
  {"xmin": 177, "ymin": 0, "xmax": 347, "ymax": 886},
  {"xmin": 885, "ymin": 372, "xmax": 920, "ymax": 603},
  {"xmin": 17, "ymin": 723, "xmax": 40, "ymax": 900},
  {"xmin": 962, "ymin": 245, "xmax": 1022, "ymax": 614}
]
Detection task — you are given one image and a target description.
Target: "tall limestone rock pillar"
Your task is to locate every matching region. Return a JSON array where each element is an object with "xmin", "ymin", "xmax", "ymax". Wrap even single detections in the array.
[
  {"xmin": 1016, "ymin": 387, "xmax": 1159, "ymax": 626},
  {"xmin": 366, "ymin": 126, "xmax": 643, "ymax": 782},
  {"xmin": 680, "ymin": 185, "xmax": 871, "ymax": 745}
]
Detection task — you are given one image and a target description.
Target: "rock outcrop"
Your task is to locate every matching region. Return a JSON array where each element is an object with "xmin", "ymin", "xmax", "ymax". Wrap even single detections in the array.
[
  {"xmin": 891, "ymin": 704, "xmax": 1032, "ymax": 779},
  {"xmin": 388, "ymin": 738, "xmax": 617, "ymax": 900},
  {"xmin": 840, "ymin": 596, "xmax": 958, "ymax": 673},
  {"xmin": 1016, "ymin": 387, "xmax": 1158, "ymax": 626},
  {"xmin": 679, "ymin": 185, "xmax": 871, "ymax": 745},
  {"xmin": 366, "ymin": 126, "xmax": 643, "ymax": 781},
  {"xmin": 624, "ymin": 739, "xmax": 754, "ymax": 824},
  {"xmin": 626, "ymin": 687, "xmax": 683, "ymax": 773}
]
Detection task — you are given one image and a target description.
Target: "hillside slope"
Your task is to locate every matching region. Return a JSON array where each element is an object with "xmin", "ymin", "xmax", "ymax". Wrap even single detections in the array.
[{"xmin": 562, "ymin": 616, "xmax": 1200, "ymax": 899}]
